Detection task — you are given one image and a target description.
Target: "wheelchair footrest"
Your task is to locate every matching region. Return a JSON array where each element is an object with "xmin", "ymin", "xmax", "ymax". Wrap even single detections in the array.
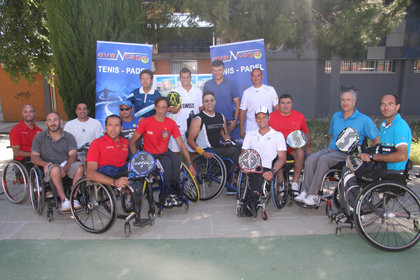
[{"xmin": 133, "ymin": 218, "xmax": 154, "ymax": 228}]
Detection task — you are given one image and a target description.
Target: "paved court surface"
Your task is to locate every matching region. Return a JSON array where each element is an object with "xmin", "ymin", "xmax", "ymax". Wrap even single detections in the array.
[{"xmin": 1, "ymin": 128, "xmax": 419, "ymax": 279}]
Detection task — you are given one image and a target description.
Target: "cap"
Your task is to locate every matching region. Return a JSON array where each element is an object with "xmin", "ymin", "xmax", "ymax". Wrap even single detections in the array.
[
  {"xmin": 255, "ymin": 105, "xmax": 269, "ymax": 116},
  {"xmin": 120, "ymin": 100, "xmax": 133, "ymax": 108}
]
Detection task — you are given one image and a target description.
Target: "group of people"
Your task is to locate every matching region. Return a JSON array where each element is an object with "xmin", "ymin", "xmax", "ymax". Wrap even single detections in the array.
[{"xmin": 8, "ymin": 59, "xmax": 412, "ymax": 220}]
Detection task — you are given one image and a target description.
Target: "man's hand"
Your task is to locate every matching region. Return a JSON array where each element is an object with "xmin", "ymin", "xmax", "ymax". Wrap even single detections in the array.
[
  {"xmin": 43, "ymin": 162, "xmax": 52, "ymax": 175},
  {"xmin": 227, "ymin": 120, "xmax": 236, "ymax": 132},
  {"xmin": 358, "ymin": 153, "xmax": 371, "ymax": 162},
  {"xmin": 188, "ymin": 165, "xmax": 196, "ymax": 177},
  {"xmin": 202, "ymin": 151, "xmax": 214, "ymax": 159},
  {"xmin": 262, "ymin": 170, "xmax": 274, "ymax": 182},
  {"xmin": 115, "ymin": 177, "xmax": 130, "ymax": 188},
  {"xmin": 305, "ymin": 146, "xmax": 312, "ymax": 156},
  {"xmin": 239, "ymin": 129, "xmax": 246, "ymax": 139}
]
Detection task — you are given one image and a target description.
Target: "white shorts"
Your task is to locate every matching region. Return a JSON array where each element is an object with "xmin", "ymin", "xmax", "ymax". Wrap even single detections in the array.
[{"xmin": 168, "ymin": 131, "xmax": 194, "ymax": 153}]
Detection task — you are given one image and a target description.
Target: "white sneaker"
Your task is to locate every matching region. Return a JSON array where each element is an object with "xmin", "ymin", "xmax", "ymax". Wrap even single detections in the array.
[
  {"xmin": 60, "ymin": 199, "xmax": 71, "ymax": 212},
  {"xmin": 291, "ymin": 182, "xmax": 300, "ymax": 192},
  {"xmin": 73, "ymin": 199, "xmax": 82, "ymax": 210},
  {"xmin": 294, "ymin": 191, "xmax": 307, "ymax": 203},
  {"xmin": 303, "ymin": 195, "xmax": 319, "ymax": 206}
]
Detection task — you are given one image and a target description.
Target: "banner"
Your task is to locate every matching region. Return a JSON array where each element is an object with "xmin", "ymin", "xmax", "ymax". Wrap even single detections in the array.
[
  {"xmin": 209, "ymin": 39, "xmax": 267, "ymax": 99},
  {"xmin": 209, "ymin": 39, "xmax": 267, "ymax": 142},
  {"xmin": 95, "ymin": 41, "xmax": 153, "ymax": 126}
]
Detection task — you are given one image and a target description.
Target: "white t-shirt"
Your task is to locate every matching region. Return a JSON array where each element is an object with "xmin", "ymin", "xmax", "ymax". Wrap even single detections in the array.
[
  {"xmin": 240, "ymin": 84, "xmax": 278, "ymax": 132},
  {"xmin": 242, "ymin": 127, "xmax": 286, "ymax": 168},
  {"xmin": 64, "ymin": 118, "xmax": 103, "ymax": 148},
  {"xmin": 167, "ymin": 86, "xmax": 202, "ymax": 132}
]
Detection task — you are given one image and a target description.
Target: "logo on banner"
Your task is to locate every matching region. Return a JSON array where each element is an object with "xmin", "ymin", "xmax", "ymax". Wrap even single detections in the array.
[
  {"xmin": 211, "ymin": 49, "xmax": 263, "ymax": 63},
  {"xmin": 97, "ymin": 50, "xmax": 150, "ymax": 63}
]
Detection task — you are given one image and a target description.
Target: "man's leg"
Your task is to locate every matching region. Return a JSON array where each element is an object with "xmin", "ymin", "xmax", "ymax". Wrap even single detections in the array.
[
  {"xmin": 48, "ymin": 165, "xmax": 66, "ymax": 202},
  {"xmin": 300, "ymin": 149, "xmax": 329, "ymax": 193},
  {"xmin": 290, "ymin": 148, "xmax": 304, "ymax": 184}
]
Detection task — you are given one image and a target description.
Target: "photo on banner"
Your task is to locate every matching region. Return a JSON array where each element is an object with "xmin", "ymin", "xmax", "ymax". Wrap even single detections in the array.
[
  {"xmin": 209, "ymin": 39, "xmax": 267, "ymax": 142},
  {"xmin": 95, "ymin": 40, "xmax": 153, "ymax": 126}
]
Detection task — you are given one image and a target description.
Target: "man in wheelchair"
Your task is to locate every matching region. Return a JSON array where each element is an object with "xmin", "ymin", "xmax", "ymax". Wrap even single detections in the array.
[
  {"xmin": 31, "ymin": 112, "xmax": 84, "ymax": 212},
  {"xmin": 9, "ymin": 104, "xmax": 42, "ymax": 170},
  {"xmin": 129, "ymin": 97, "xmax": 196, "ymax": 208},
  {"xmin": 240, "ymin": 106, "xmax": 287, "ymax": 216},
  {"xmin": 339, "ymin": 94, "xmax": 412, "ymax": 214}
]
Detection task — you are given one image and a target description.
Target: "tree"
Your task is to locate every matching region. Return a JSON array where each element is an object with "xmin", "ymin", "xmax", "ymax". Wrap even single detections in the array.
[
  {"xmin": 0, "ymin": 0, "xmax": 53, "ymax": 82},
  {"xmin": 44, "ymin": 0, "xmax": 147, "ymax": 119}
]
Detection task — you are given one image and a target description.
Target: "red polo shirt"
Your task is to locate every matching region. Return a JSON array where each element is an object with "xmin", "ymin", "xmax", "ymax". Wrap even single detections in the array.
[
  {"xmin": 9, "ymin": 121, "xmax": 42, "ymax": 160},
  {"xmin": 136, "ymin": 116, "xmax": 181, "ymax": 155},
  {"xmin": 86, "ymin": 134, "xmax": 129, "ymax": 168}
]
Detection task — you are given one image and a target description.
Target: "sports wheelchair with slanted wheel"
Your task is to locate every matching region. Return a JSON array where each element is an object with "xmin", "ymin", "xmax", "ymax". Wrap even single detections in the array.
[
  {"xmin": 70, "ymin": 151, "xmax": 199, "ymax": 237},
  {"xmin": 236, "ymin": 149, "xmax": 277, "ymax": 220},
  {"xmin": 2, "ymin": 156, "xmax": 30, "ymax": 204},
  {"xmin": 29, "ymin": 165, "xmax": 74, "ymax": 222},
  {"xmin": 326, "ymin": 128, "xmax": 420, "ymax": 251}
]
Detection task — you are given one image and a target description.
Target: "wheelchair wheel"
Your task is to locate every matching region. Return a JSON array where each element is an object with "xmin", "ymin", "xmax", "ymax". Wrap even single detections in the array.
[
  {"xmin": 321, "ymin": 169, "xmax": 341, "ymax": 200},
  {"xmin": 2, "ymin": 160, "xmax": 29, "ymax": 203},
  {"xmin": 180, "ymin": 162, "xmax": 199, "ymax": 202},
  {"xmin": 192, "ymin": 153, "xmax": 227, "ymax": 201},
  {"xmin": 272, "ymin": 170, "xmax": 288, "ymax": 209},
  {"xmin": 354, "ymin": 180, "xmax": 420, "ymax": 252},
  {"xmin": 236, "ymin": 172, "xmax": 248, "ymax": 200},
  {"xmin": 29, "ymin": 168, "xmax": 45, "ymax": 215},
  {"xmin": 70, "ymin": 178, "xmax": 116, "ymax": 234}
]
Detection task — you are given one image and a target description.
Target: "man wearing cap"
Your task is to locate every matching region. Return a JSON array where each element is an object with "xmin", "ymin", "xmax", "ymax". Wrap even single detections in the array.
[
  {"xmin": 64, "ymin": 102, "xmax": 103, "ymax": 149},
  {"xmin": 167, "ymin": 67, "xmax": 202, "ymax": 154},
  {"xmin": 269, "ymin": 94, "xmax": 311, "ymax": 195},
  {"xmin": 119, "ymin": 100, "xmax": 139, "ymax": 141},
  {"xmin": 241, "ymin": 105, "xmax": 287, "ymax": 216},
  {"xmin": 295, "ymin": 89, "xmax": 380, "ymax": 207},
  {"xmin": 187, "ymin": 91, "xmax": 241, "ymax": 182},
  {"xmin": 127, "ymin": 69, "xmax": 161, "ymax": 119},
  {"xmin": 9, "ymin": 104, "xmax": 42, "ymax": 170},
  {"xmin": 204, "ymin": 60, "xmax": 240, "ymax": 133},
  {"xmin": 239, "ymin": 68, "xmax": 279, "ymax": 138}
]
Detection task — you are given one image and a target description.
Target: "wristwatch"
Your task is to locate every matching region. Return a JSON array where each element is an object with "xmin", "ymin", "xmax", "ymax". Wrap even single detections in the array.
[
  {"xmin": 369, "ymin": 154, "xmax": 374, "ymax": 161},
  {"xmin": 271, "ymin": 169, "xmax": 278, "ymax": 175}
]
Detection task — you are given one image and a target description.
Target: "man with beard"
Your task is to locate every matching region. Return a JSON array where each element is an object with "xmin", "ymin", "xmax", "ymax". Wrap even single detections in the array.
[{"xmin": 31, "ymin": 112, "xmax": 84, "ymax": 212}]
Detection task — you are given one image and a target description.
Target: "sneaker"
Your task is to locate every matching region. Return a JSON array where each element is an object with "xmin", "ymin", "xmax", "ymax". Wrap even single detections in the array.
[
  {"xmin": 294, "ymin": 191, "xmax": 307, "ymax": 203},
  {"xmin": 60, "ymin": 199, "xmax": 71, "ymax": 212},
  {"xmin": 291, "ymin": 182, "xmax": 300, "ymax": 192},
  {"xmin": 73, "ymin": 199, "xmax": 82, "ymax": 210},
  {"xmin": 162, "ymin": 197, "xmax": 173, "ymax": 208},
  {"xmin": 302, "ymin": 195, "xmax": 319, "ymax": 206},
  {"xmin": 169, "ymin": 195, "xmax": 183, "ymax": 207}
]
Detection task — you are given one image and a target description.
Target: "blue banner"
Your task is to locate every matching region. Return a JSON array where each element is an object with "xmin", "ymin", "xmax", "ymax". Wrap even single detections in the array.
[
  {"xmin": 95, "ymin": 41, "xmax": 153, "ymax": 126},
  {"xmin": 209, "ymin": 39, "xmax": 267, "ymax": 142},
  {"xmin": 209, "ymin": 39, "xmax": 267, "ymax": 99}
]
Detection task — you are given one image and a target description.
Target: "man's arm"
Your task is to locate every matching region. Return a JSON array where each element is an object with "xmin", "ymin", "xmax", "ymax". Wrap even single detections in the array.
[
  {"xmin": 372, "ymin": 136, "xmax": 380, "ymax": 146},
  {"xmin": 31, "ymin": 150, "xmax": 53, "ymax": 174},
  {"xmin": 262, "ymin": 150, "xmax": 286, "ymax": 182},
  {"xmin": 305, "ymin": 132, "xmax": 312, "ymax": 155},
  {"xmin": 129, "ymin": 131, "xmax": 141, "ymax": 155},
  {"xmin": 86, "ymin": 161, "xmax": 129, "ymax": 188},
  {"xmin": 187, "ymin": 117, "xmax": 213, "ymax": 159},
  {"xmin": 220, "ymin": 118, "xmax": 230, "ymax": 141},
  {"xmin": 227, "ymin": 97, "xmax": 240, "ymax": 132},
  {"xmin": 175, "ymin": 136, "xmax": 196, "ymax": 176},
  {"xmin": 239, "ymin": 109, "xmax": 246, "ymax": 138},
  {"xmin": 11, "ymin": 145, "xmax": 31, "ymax": 158},
  {"xmin": 359, "ymin": 144, "xmax": 408, "ymax": 163},
  {"xmin": 62, "ymin": 149, "xmax": 78, "ymax": 176}
]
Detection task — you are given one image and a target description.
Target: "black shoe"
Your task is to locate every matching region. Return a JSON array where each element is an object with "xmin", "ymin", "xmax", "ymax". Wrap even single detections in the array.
[
  {"xmin": 416, "ymin": 173, "xmax": 420, "ymax": 178},
  {"xmin": 170, "ymin": 195, "xmax": 183, "ymax": 207},
  {"xmin": 249, "ymin": 202, "xmax": 257, "ymax": 217},
  {"xmin": 162, "ymin": 197, "xmax": 173, "ymax": 208}
]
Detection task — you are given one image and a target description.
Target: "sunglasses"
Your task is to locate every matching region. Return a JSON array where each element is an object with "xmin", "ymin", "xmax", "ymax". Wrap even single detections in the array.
[
  {"xmin": 203, "ymin": 99, "xmax": 215, "ymax": 103},
  {"xmin": 120, "ymin": 107, "xmax": 132, "ymax": 111}
]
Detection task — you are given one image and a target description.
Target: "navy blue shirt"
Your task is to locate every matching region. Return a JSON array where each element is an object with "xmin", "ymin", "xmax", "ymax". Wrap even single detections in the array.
[
  {"xmin": 203, "ymin": 77, "xmax": 239, "ymax": 120},
  {"xmin": 127, "ymin": 88, "xmax": 161, "ymax": 118}
]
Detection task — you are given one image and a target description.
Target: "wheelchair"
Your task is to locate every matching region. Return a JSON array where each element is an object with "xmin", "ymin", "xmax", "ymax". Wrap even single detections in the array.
[
  {"xmin": 2, "ymin": 159, "xmax": 30, "ymax": 204},
  {"xmin": 236, "ymin": 149, "xmax": 275, "ymax": 220},
  {"xmin": 70, "ymin": 151, "xmax": 199, "ymax": 237},
  {"xmin": 29, "ymin": 165, "xmax": 73, "ymax": 222}
]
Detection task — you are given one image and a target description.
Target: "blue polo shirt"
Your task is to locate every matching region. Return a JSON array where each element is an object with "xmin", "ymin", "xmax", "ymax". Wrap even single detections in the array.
[
  {"xmin": 127, "ymin": 88, "xmax": 161, "ymax": 118},
  {"xmin": 380, "ymin": 113, "xmax": 411, "ymax": 171},
  {"xmin": 203, "ymin": 77, "xmax": 239, "ymax": 120},
  {"xmin": 328, "ymin": 109, "xmax": 380, "ymax": 151},
  {"xmin": 120, "ymin": 117, "xmax": 139, "ymax": 141}
]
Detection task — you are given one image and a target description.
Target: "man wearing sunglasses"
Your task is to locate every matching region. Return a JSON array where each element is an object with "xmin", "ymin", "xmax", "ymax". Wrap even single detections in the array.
[{"xmin": 119, "ymin": 100, "xmax": 139, "ymax": 141}]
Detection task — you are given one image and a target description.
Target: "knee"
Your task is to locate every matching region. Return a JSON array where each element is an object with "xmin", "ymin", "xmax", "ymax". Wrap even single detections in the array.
[{"xmin": 49, "ymin": 165, "xmax": 61, "ymax": 178}]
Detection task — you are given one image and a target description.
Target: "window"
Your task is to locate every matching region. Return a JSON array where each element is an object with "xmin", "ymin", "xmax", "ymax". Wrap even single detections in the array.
[
  {"xmin": 170, "ymin": 60, "xmax": 198, "ymax": 74},
  {"xmin": 325, "ymin": 60, "xmax": 394, "ymax": 73},
  {"xmin": 414, "ymin": 60, "xmax": 420, "ymax": 73}
]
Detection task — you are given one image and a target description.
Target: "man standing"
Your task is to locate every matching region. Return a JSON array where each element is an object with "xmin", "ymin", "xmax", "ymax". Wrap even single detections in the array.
[
  {"xmin": 64, "ymin": 102, "xmax": 103, "ymax": 149},
  {"xmin": 168, "ymin": 68, "xmax": 202, "ymax": 154},
  {"xmin": 241, "ymin": 106, "xmax": 287, "ymax": 216},
  {"xmin": 204, "ymin": 60, "xmax": 240, "ymax": 133},
  {"xmin": 31, "ymin": 112, "xmax": 84, "ymax": 212},
  {"xmin": 119, "ymin": 100, "xmax": 139, "ymax": 141},
  {"xmin": 127, "ymin": 69, "xmax": 161, "ymax": 119},
  {"xmin": 129, "ymin": 97, "xmax": 196, "ymax": 208},
  {"xmin": 9, "ymin": 104, "xmax": 42, "ymax": 169},
  {"xmin": 269, "ymin": 94, "xmax": 311, "ymax": 194},
  {"xmin": 295, "ymin": 89, "xmax": 380, "ymax": 207},
  {"xmin": 239, "ymin": 68, "xmax": 279, "ymax": 138}
]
